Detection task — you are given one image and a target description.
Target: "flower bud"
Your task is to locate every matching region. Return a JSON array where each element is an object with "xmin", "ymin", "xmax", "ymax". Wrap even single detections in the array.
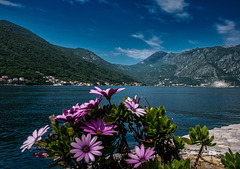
[
  {"xmin": 67, "ymin": 127, "xmax": 75, "ymax": 136},
  {"xmin": 33, "ymin": 152, "xmax": 47, "ymax": 158}
]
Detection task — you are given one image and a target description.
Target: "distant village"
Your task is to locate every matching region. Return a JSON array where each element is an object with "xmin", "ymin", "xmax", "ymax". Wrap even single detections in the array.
[
  {"xmin": 0, "ymin": 72, "xmax": 142, "ymax": 86},
  {"xmin": 0, "ymin": 73, "xmax": 233, "ymax": 87},
  {"xmin": 0, "ymin": 75, "xmax": 26, "ymax": 83}
]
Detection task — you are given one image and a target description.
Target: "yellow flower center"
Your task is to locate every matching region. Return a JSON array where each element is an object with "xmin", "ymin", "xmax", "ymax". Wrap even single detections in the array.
[
  {"xmin": 96, "ymin": 129, "xmax": 103, "ymax": 135},
  {"xmin": 131, "ymin": 107, "xmax": 136, "ymax": 112},
  {"xmin": 139, "ymin": 157, "xmax": 145, "ymax": 162}
]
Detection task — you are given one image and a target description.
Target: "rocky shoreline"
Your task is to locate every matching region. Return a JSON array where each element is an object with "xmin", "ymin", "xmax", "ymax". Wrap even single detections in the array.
[{"xmin": 181, "ymin": 124, "xmax": 240, "ymax": 168}]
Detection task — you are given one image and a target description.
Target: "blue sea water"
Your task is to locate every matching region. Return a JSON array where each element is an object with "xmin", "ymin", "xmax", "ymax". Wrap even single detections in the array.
[{"xmin": 0, "ymin": 86, "xmax": 240, "ymax": 169}]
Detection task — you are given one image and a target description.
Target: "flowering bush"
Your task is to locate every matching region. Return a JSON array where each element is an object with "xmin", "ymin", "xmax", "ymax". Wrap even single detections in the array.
[{"xmin": 20, "ymin": 87, "xmax": 215, "ymax": 169}]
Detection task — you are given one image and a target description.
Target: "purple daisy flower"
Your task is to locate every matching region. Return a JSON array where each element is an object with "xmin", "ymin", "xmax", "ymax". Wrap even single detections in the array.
[
  {"xmin": 126, "ymin": 144, "xmax": 155, "ymax": 168},
  {"xmin": 80, "ymin": 97, "xmax": 102, "ymax": 112},
  {"xmin": 124, "ymin": 99, "xmax": 146, "ymax": 117},
  {"xmin": 55, "ymin": 103, "xmax": 82, "ymax": 123},
  {"xmin": 70, "ymin": 134, "xmax": 104, "ymax": 163},
  {"xmin": 81, "ymin": 117, "xmax": 117, "ymax": 135},
  {"xmin": 20, "ymin": 125, "xmax": 49, "ymax": 152},
  {"xmin": 126, "ymin": 95, "xmax": 141, "ymax": 104},
  {"xmin": 90, "ymin": 87, "xmax": 125, "ymax": 101}
]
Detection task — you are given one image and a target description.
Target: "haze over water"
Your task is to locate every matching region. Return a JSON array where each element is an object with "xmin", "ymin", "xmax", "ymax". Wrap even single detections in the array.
[{"xmin": 1, "ymin": 86, "xmax": 240, "ymax": 168}]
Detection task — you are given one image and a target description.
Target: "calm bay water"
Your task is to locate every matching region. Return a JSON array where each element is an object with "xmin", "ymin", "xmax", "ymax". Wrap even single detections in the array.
[{"xmin": 0, "ymin": 86, "xmax": 240, "ymax": 169}]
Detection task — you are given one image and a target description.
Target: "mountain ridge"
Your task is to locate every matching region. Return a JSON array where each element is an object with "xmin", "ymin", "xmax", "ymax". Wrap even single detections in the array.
[
  {"xmin": 117, "ymin": 45, "xmax": 240, "ymax": 86},
  {"xmin": 0, "ymin": 20, "xmax": 138, "ymax": 85},
  {"xmin": 1, "ymin": 20, "xmax": 240, "ymax": 87}
]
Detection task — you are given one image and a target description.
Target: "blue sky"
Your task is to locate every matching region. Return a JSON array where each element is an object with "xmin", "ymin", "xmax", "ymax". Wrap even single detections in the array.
[{"xmin": 1, "ymin": 0, "xmax": 240, "ymax": 65}]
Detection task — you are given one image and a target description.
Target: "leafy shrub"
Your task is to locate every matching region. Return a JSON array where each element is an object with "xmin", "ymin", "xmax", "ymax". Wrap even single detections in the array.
[
  {"xmin": 221, "ymin": 148, "xmax": 240, "ymax": 169},
  {"xmin": 182, "ymin": 125, "xmax": 216, "ymax": 168},
  {"xmin": 20, "ymin": 87, "xmax": 215, "ymax": 169}
]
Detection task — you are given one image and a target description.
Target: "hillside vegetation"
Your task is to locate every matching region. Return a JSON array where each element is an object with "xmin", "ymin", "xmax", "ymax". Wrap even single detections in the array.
[
  {"xmin": 0, "ymin": 20, "xmax": 137, "ymax": 85},
  {"xmin": 1, "ymin": 20, "xmax": 240, "ymax": 86}
]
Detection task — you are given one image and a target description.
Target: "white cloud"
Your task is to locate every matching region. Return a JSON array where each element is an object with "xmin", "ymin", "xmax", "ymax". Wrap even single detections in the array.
[
  {"xmin": 155, "ymin": 0, "xmax": 187, "ymax": 13},
  {"xmin": 115, "ymin": 32, "xmax": 163, "ymax": 59},
  {"xmin": 115, "ymin": 47, "xmax": 156, "ymax": 59},
  {"xmin": 132, "ymin": 33, "xmax": 144, "ymax": 40},
  {"xmin": 0, "ymin": 0, "xmax": 22, "ymax": 7},
  {"xmin": 188, "ymin": 40, "xmax": 199, "ymax": 45},
  {"xmin": 154, "ymin": 0, "xmax": 189, "ymax": 19},
  {"xmin": 131, "ymin": 33, "xmax": 163, "ymax": 49},
  {"xmin": 216, "ymin": 19, "xmax": 240, "ymax": 45}
]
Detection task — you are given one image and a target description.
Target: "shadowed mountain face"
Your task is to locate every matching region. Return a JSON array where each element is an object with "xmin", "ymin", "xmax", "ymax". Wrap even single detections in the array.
[
  {"xmin": 0, "ymin": 20, "xmax": 137, "ymax": 85},
  {"xmin": 0, "ymin": 20, "xmax": 239, "ymax": 86}
]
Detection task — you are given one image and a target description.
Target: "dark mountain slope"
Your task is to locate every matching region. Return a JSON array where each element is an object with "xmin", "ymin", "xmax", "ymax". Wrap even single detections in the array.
[{"xmin": 0, "ymin": 20, "xmax": 137, "ymax": 85}]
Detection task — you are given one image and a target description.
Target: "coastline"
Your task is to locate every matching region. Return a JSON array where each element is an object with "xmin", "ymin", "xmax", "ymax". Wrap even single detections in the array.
[{"xmin": 0, "ymin": 84, "xmax": 240, "ymax": 88}]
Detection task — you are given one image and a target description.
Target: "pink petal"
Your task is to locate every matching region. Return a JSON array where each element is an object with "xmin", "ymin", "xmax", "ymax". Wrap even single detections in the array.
[
  {"xmin": 94, "ymin": 86, "xmax": 102, "ymax": 92},
  {"xmin": 82, "ymin": 129, "xmax": 96, "ymax": 135},
  {"xmin": 88, "ymin": 153, "xmax": 95, "ymax": 162},
  {"xmin": 128, "ymin": 153, "xmax": 139, "ymax": 160},
  {"xmin": 73, "ymin": 152, "xmax": 83, "ymax": 158},
  {"xmin": 81, "ymin": 134, "xmax": 86, "ymax": 145},
  {"xmin": 70, "ymin": 149, "xmax": 80, "ymax": 153},
  {"xmin": 63, "ymin": 109, "xmax": 69, "ymax": 116},
  {"xmin": 71, "ymin": 142, "xmax": 82, "ymax": 149},
  {"xmin": 27, "ymin": 142, "xmax": 34, "ymax": 150},
  {"xmin": 89, "ymin": 136, "xmax": 97, "ymax": 146},
  {"xmin": 83, "ymin": 122, "xmax": 95, "ymax": 130},
  {"xmin": 85, "ymin": 134, "xmax": 91, "ymax": 145},
  {"xmin": 118, "ymin": 88, "xmax": 125, "ymax": 92},
  {"xmin": 91, "ymin": 141, "xmax": 102, "ymax": 148},
  {"xmin": 91, "ymin": 150, "xmax": 102, "ymax": 156},
  {"xmin": 84, "ymin": 153, "xmax": 90, "ymax": 163},
  {"xmin": 27, "ymin": 136, "xmax": 35, "ymax": 143},
  {"xmin": 75, "ymin": 137, "xmax": 81, "ymax": 145},
  {"xmin": 126, "ymin": 159, "xmax": 139, "ymax": 164},
  {"xmin": 76, "ymin": 153, "xmax": 85, "ymax": 162},
  {"xmin": 140, "ymin": 144, "xmax": 145, "ymax": 157},
  {"xmin": 20, "ymin": 145, "xmax": 29, "ymax": 152},
  {"xmin": 38, "ymin": 125, "xmax": 49, "ymax": 137},
  {"xmin": 124, "ymin": 101, "xmax": 133, "ymax": 109},
  {"xmin": 145, "ymin": 147, "xmax": 155, "ymax": 159},
  {"xmin": 32, "ymin": 130, "xmax": 37, "ymax": 138},
  {"xmin": 101, "ymin": 132, "xmax": 113, "ymax": 136},
  {"xmin": 135, "ymin": 145, "xmax": 140, "ymax": 156},
  {"xmin": 100, "ymin": 122, "xmax": 105, "ymax": 131},
  {"xmin": 91, "ymin": 145, "xmax": 104, "ymax": 151},
  {"xmin": 90, "ymin": 87, "xmax": 102, "ymax": 95},
  {"xmin": 105, "ymin": 88, "xmax": 111, "ymax": 94},
  {"xmin": 20, "ymin": 143, "xmax": 29, "ymax": 150},
  {"xmin": 90, "ymin": 119, "xmax": 98, "ymax": 129},
  {"xmin": 97, "ymin": 117, "xmax": 102, "ymax": 128},
  {"xmin": 133, "ymin": 162, "xmax": 142, "ymax": 168},
  {"xmin": 89, "ymin": 90, "xmax": 102, "ymax": 95}
]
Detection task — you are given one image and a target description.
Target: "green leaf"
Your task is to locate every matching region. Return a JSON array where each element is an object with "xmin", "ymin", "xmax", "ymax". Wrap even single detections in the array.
[{"xmin": 181, "ymin": 137, "xmax": 192, "ymax": 145}]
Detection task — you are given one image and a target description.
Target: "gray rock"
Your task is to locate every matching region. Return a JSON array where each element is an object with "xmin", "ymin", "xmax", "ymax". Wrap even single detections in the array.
[{"xmin": 181, "ymin": 124, "xmax": 240, "ymax": 155}]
